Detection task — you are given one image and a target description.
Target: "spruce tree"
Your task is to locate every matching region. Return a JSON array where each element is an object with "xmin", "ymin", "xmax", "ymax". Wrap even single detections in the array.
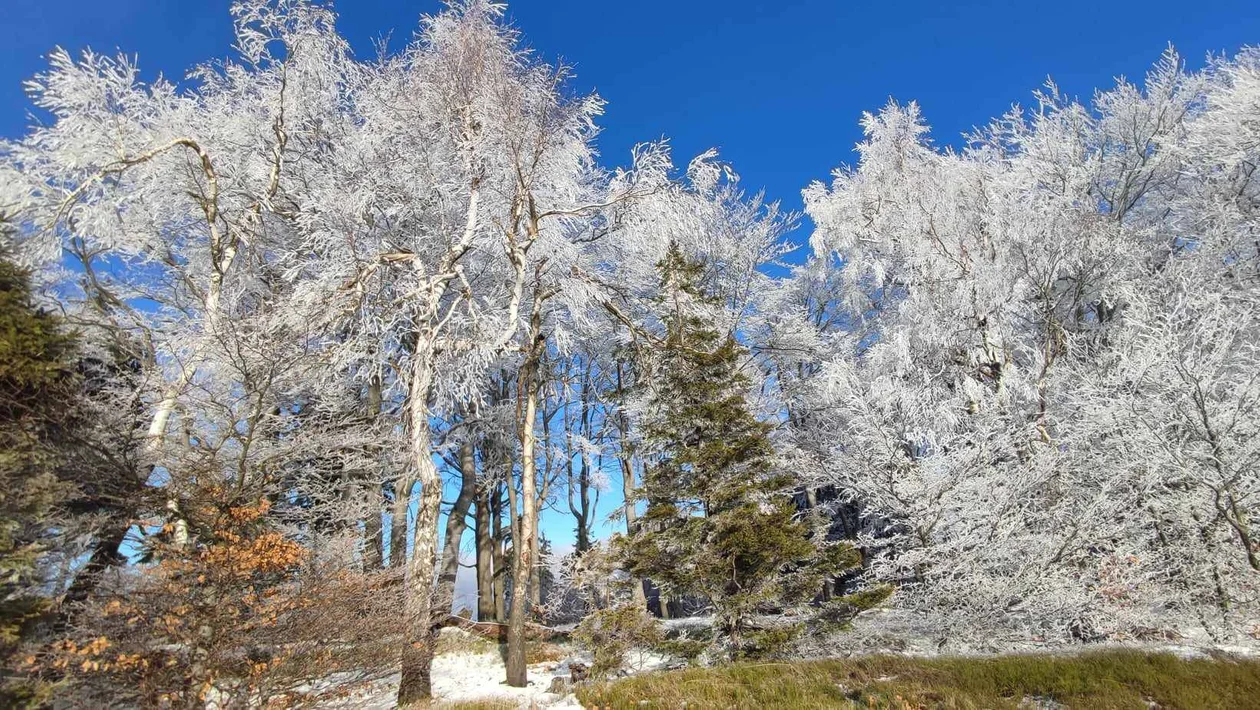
[{"xmin": 623, "ymin": 244, "xmax": 874, "ymax": 658}]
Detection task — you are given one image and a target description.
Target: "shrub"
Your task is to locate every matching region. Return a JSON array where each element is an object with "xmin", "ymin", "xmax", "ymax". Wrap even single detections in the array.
[{"xmin": 574, "ymin": 605, "xmax": 662, "ymax": 678}]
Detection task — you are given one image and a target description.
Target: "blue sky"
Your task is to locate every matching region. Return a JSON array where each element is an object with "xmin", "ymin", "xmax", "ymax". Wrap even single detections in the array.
[
  {"xmin": 6, "ymin": 0, "xmax": 1260, "ymax": 254},
  {"xmin": 4, "ymin": 0, "xmax": 1259, "ymax": 590}
]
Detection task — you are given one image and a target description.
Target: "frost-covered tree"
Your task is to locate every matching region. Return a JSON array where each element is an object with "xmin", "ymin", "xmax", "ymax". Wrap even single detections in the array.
[
  {"xmin": 5, "ymin": 0, "xmax": 1259, "ymax": 702},
  {"xmin": 796, "ymin": 48, "xmax": 1260, "ymax": 643},
  {"xmin": 0, "ymin": 0, "xmax": 661, "ymax": 699}
]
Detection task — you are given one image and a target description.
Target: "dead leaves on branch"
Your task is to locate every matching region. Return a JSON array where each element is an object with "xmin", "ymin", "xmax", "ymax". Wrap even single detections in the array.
[{"xmin": 23, "ymin": 493, "xmax": 401, "ymax": 708}]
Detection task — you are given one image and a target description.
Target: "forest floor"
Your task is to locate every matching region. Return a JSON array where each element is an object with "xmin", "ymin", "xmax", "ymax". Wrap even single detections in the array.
[
  {"xmin": 297, "ymin": 627, "xmax": 632, "ymax": 709},
  {"xmin": 293, "ymin": 615, "xmax": 1260, "ymax": 708}
]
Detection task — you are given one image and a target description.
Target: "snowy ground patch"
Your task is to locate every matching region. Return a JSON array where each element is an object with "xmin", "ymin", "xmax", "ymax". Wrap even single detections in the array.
[{"xmin": 305, "ymin": 629, "xmax": 585, "ymax": 708}]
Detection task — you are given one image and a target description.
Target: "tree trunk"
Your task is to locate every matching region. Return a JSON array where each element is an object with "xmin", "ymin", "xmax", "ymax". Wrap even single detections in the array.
[
  {"xmin": 529, "ymin": 545, "xmax": 543, "ymax": 614},
  {"xmin": 363, "ymin": 487, "xmax": 386, "ymax": 571},
  {"xmin": 145, "ymin": 375, "xmax": 191, "ymax": 549},
  {"xmin": 615, "ymin": 364, "xmax": 648, "ymax": 609},
  {"xmin": 474, "ymin": 485, "xmax": 496, "ymax": 622},
  {"xmin": 390, "ymin": 480, "xmax": 409, "ymax": 568},
  {"xmin": 569, "ymin": 366, "xmax": 594, "ymax": 554},
  {"xmin": 505, "ymin": 307, "xmax": 544, "ymax": 688},
  {"xmin": 491, "ymin": 481, "xmax": 508, "ymax": 622},
  {"xmin": 394, "ymin": 125, "xmax": 485, "ymax": 706},
  {"xmin": 620, "ymin": 455, "xmax": 649, "ymax": 609},
  {"xmin": 438, "ymin": 437, "xmax": 477, "ymax": 614},
  {"xmin": 363, "ymin": 376, "xmax": 386, "ymax": 571},
  {"xmin": 397, "ymin": 339, "xmax": 444, "ymax": 705}
]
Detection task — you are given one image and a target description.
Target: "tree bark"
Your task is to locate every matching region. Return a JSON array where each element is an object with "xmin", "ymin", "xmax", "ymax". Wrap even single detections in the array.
[
  {"xmin": 390, "ymin": 480, "xmax": 409, "ymax": 568},
  {"xmin": 363, "ymin": 487, "xmax": 386, "ymax": 571},
  {"xmin": 615, "ymin": 363, "xmax": 648, "ymax": 609},
  {"xmin": 438, "ymin": 437, "xmax": 477, "ymax": 614},
  {"xmin": 363, "ymin": 376, "xmax": 386, "ymax": 571},
  {"xmin": 474, "ymin": 484, "xmax": 496, "ymax": 622},
  {"xmin": 492, "ymin": 482, "xmax": 508, "ymax": 622},
  {"xmin": 505, "ymin": 305, "xmax": 544, "ymax": 687},
  {"xmin": 397, "ymin": 338, "xmax": 444, "ymax": 705},
  {"xmin": 568, "ymin": 366, "xmax": 594, "ymax": 554},
  {"xmin": 529, "ymin": 544, "xmax": 543, "ymax": 614},
  {"xmin": 394, "ymin": 111, "xmax": 488, "ymax": 706}
]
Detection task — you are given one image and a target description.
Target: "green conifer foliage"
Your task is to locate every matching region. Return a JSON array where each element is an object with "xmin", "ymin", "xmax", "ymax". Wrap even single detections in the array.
[
  {"xmin": 623, "ymin": 244, "xmax": 880, "ymax": 659},
  {"xmin": 0, "ymin": 250, "xmax": 78, "ymax": 705}
]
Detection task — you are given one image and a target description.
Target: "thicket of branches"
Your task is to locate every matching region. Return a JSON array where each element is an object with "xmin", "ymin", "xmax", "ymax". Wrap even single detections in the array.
[{"xmin": 0, "ymin": 0, "xmax": 1258, "ymax": 705}]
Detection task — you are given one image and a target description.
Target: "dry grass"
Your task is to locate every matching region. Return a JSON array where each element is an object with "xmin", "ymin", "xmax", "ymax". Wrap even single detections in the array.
[
  {"xmin": 526, "ymin": 641, "xmax": 569, "ymax": 664},
  {"xmin": 434, "ymin": 627, "xmax": 499, "ymax": 657},
  {"xmin": 577, "ymin": 649, "xmax": 1260, "ymax": 709},
  {"xmin": 433, "ymin": 626, "xmax": 568, "ymax": 667},
  {"xmin": 433, "ymin": 701, "xmax": 520, "ymax": 710}
]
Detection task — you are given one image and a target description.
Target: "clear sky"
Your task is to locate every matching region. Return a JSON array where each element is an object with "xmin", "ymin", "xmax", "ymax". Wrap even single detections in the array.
[
  {"xmin": 6, "ymin": 0, "xmax": 1260, "ymax": 252},
  {"xmin": 4, "ymin": 0, "xmax": 1259, "ymax": 594}
]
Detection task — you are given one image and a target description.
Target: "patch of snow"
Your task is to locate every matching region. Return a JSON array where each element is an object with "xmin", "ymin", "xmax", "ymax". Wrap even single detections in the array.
[
  {"xmin": 1018, "ymin": 696, "xmax": 1066, "ymax": 710},
  {"xmin": 309, "ymin": 649, "xmax": 583, "ymax": 708},
  {"xmin": 660, "ymin": 615, "xmax": 713, "ymax": 631},
  {"xmin": 622, "ymin": 649, "xmax": 672, "ymax": 674}
]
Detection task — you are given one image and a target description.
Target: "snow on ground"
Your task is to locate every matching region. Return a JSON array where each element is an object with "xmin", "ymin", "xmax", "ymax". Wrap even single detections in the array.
[
  {"xmin": 308, "ymin": 630, "xmax": 585, "ymax": 708},
  {"xmin": 312, "ymin": 659, "xmax": 582, "ymax": 709},
  {"xmin": 619, "ymin": 648, "xmax": 673, "ymax": 675},
  {"xmin": 309, "ymin": 665, "xmax": 580, "ymax": 709},
  {"xmin": 299, "ymin": 629, "xmax": 672, "ymax": 708}
]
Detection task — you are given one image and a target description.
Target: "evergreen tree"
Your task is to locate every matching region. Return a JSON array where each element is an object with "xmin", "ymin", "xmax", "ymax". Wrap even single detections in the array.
[
  {"xmin": 624, "ymin": 244, "xmax": 876, "ymax": 658},
  {"xmin": 0, "ymin": 248, "xmax": 78, "ymax": 706}
]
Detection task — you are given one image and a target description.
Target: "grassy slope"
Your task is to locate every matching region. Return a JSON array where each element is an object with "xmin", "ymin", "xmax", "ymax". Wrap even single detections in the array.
[{"xmin": 576, "ymin": 650, "xmax": 1260, "ymax": 709}]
